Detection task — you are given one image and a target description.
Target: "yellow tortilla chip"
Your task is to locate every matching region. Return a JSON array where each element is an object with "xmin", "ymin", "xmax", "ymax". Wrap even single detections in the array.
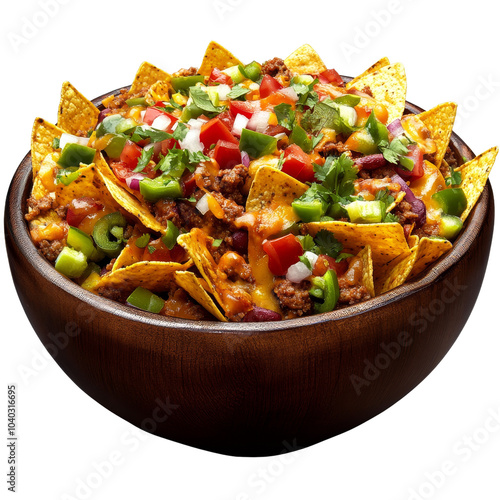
[
  {"xmin": 95, "ymin": 261, "xmax": 189, "ymax": 295},
  {"xmin": 175, "ymin": 271, "xmax": 227, "ymax": 322},
  {"xmin": 94, "ymin": 154, "xmax": 165, "ymax": 233},
  {"xmin": 198, "ymin": 41, "xmax": 242, "ymax": 76},
  {"xmin": 346, "ymin": 57, "xmax": 390, "ymax": 88},
  {"xmin": 129, "ymin": 62, "xmax": 171, "ymax": 95},
  {"xmin": 147, "ymin": 80, "xmax": 172, "ymax": 102},
  {"xmin": 284, "ymin": 44, "xmax": 327, "ymax": 75},
  {"xmin": 357, "ymin": 245, "xmax": 375, "ymax": 298},
  {"xmin": 57, "ymin": 81, "xmax": 100, "ymax": 136},
  {"xmin": 407, "ymin": 237, "xmax": 452, "ymax": 281},
  {"xmin": 417, "ymin": 102, "xmax": 457, "ymax": 168},
  {"xmin": 112, "ymin": 245, "xmax": 141, "ymax": 272},
  {"xmin": 457, "ymin": 146, "xmax": 498, "ymax": 221},
  {"xmin": 31, "ymin": 118, "xmax": 65, "ymax": 178},
  {"xmin": 305, "ymin": 221, "xmax": 410, "ymax": 267},
  {"xmin": 346, "ymin": 63, "xmax": 407, "ymax": 123}
]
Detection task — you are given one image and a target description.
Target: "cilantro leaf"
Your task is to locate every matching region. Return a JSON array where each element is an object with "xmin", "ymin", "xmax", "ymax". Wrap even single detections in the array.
[
  {"xmin": 379, "ymin": 138, "xmax": 409, "ymax": 164},
  {"xmin": 130, "ymin": 126, "xmax": 171, "ymax": 144},
  {"xmin": 333, "ymin": 94, "xmax": 360, "ymax": 107},
  {"xmin": 445, "ymin": 165, "xmax": 462, "ymax": 187},
  {"xmin": 314, "ymin": 230, "xmax": 343, "ymax": 258},
  {"xmin": 276, "ymin": 152, "xmax": 285, "ymax": 170},
  {"xmin": 311, "ymin": 133, "xmax": 324, "ymax": 150},
  {"xmin": 227, "ymin": 85, "xmax": 250, "ymax": 100},
  {"xmin": 187, "ymin": 150, "xmax": 210, "ymax": 164},
  {"xmin": 299, "ymin": 254, "xmax": 313, "ymax": 270},
  {"xmin": 316, "ymin": 153, "xmax": 357, "ymax": 198},
  {"xmin": 274, "ymin": 103, "xmax": 295, "ymax": 131},
  {"xmin": 301, "ymin": 100, "xmax": 357, "ymax": 135},
  {"xmin": 158, "ymin": 98, "xmax": 183, "ymax": 113},
  {"xmin": 189, "ymin": 86, "xmax": 225, "ymax": 114},
  {"xmin": 173, "ymin": 122, "xmax": 189, "ymax": 141},
  {"xmin": 52, "ymin": 137, "xmax": 60, "ymax": 149},
  {"xmin": 133, "ymin": 147, "xmax": 154, "ymax": 173}
]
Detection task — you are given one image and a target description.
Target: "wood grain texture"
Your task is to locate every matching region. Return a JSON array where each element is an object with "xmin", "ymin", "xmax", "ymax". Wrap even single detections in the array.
[{"xmin": 4, "ymin": 85, "xmax": 495, "ymax": 457}]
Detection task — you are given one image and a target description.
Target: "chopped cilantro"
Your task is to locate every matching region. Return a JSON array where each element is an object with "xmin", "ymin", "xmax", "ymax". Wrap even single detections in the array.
[
  {"xmin": 130, "ymin": 126, "xmax": 171, "ymax": 144},
  {"xmin": 158, "ymin": 98, "xmax": 183, "ymax": 113},
  {"xmin": 313, "ymin": 153, "xmax": 357, "ymax": 198},
  {"xmin": 147, "ymin": 245, "xmax": 156, "ymax": 254},
  {"xmin": 227, "ymin": 85, "xmax": 250, "ymax": 100},
  {"xmin": 301, "ymin": 100, "xmax": 357, "ymax": 135},
  {"xmin": 445, "ymin": 165, "xmax": 462, "ymax": 187},
  {"xmin": 274, "ymin": 103, "xmax": 295, "ymax": 131},
  {"xmin": 311, "ymin": 133, "xmax": 324, "ymax": 150},
  {"xmin": 314, "ymin": 230, "xmax": 343, "ymax": 258},
  {"xmin": 299, "ymin": 254, "xmax": 313, "ymax": 270},
  {"xmin": 189, "ymin": 86, "xmax": 225, "ymax": 115},
  {"xmin": 133, "ymin": 147, "xmax": 154, "ymax": 173},
  {"xmin": 212, "ymin": 238, "xmax": 223, "ymax": 248},
  {"xmin": 379, "ymin": 138, "xmax": 409, "ymax": 164},
  {"xmin": 172, "ymin": 122, "xmax": 189, "ymax": 141},
  {"xmin": 52, "ymin": 137, "xmax": 60, "ymax": 149},
  {"xmin": 156, "ymin": 147, "xmax": 210, "ymax": 177}
]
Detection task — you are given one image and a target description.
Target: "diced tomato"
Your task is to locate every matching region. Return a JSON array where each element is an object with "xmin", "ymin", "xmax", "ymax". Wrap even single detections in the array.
[
  {"xmin": 259, "ymin": 75, "xmax": 283, "ymax": 98},
  {"xmin": 313, "ymin": 254, "xmax": 348, "ymax": 277},
  {"xmin": 181, "ymin": 173, "xmax": 197, "ymax": 198},
  {"xmin": 209, "ymin": 68, "xmax": 233, "ymax": 86},
  {"xmin": 395, "ymin": 144, "xmax": 424, "ymax": 181},
  {"xmin": 318, "ymin": 68, "xmax": 344, "ymax": 86},
  {"xmin": 281, "ymin": 144, "xmax": 315, "ymax": 183},
  {"xmin": 259, "ymin": 91, "xmax": 297, "ymax": 110},
  {"xmin": 213, "ymin": 140, "xmax": 241, "ymax": 169},
  {"xmin": 262, "ymin": 234, "xmax": 303, "ymax": 276},
  {"xmin": 119, "ymin": 141, "xmax": 143, "ymax": 170},
  {"xmin": 143, "ymin": 107, "xmax": 177, "ymax": 131},
  {"xmin": 217, "ymin": 110, "xmax": 236, "ymax": 132},
  {"xmin": 229, "ymin": 100, "xmax": 261, "ymax": 119},
  {"xmin": 199, "ymin": 117, "xmax": 238, "ymax": 152},
  {"xmin": 66, "ymin": 197, "xmax": 103, "ymax": 227}
]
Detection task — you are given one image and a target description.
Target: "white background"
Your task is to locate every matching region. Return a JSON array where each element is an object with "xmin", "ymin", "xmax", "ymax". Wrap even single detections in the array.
[{"xmin": 1, "ymin": 0, "xmax": 499, "ymax": 498}]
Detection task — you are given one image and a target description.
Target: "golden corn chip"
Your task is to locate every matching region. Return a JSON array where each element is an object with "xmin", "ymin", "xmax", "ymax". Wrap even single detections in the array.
[
  {"xmin": 305, "ymin": 221, "xmax": 410, "ymax": 267},
  {"xmin": 417, "ymin": 102, "xmax": 457, "ymax": 168},
  {"xmin": 386, "ymin": 190, "xmax": 406, "ymax": 213},
  {"xmin": 407, "ymin": 237, "xmax": 452, "ymax": 281},
  {"xmin": 112, "ymin": 245, "xmax": 142, "ymax": 272},
  {"xmin": 346, "ymin": 57, "xmax": 390, "ymax": 88},
  {"xmin": 457, "ymin": 146, "xmax": 498, "ymax": 221},
  {"xmin": 198, "ymin": 41, "xmax": 242, "ymax": 76},
  {"xmin": 129, "ymin": 62, "xmax": 171, "ymax": 95},
  {"xmin": 175, "ymin": 271, "xmax": 227, "ymax": 322},
  {"xmin": 357, "ymin": 245, "xmax": 375, "ymax": 298},
  {"xmin": 31, "ymin": 118, "xmax": 65, "ymax": 178},
  {"xmin": 94, "ymin": 153, "xmax": 165, "ymax": 233},
  {"xmin": 375, "ymin": 245, "xmax": 419, "ymax": 294},
  {"xmin": 94, "ymin": 261, "xmax": 189, "ymax": 295},
  {"xmin": 346, "ymin": 63, "xmax": 407, "ymax": 123},
  {"xmin": 58, "ymin": 81, "xmax": 100, "ymax": 136},
  {"xmin": 147, "ymin": 80, "xmax": 172, "ymax": 102},
  {"xmin": 284, "ymin": 44, "xmax": 327, "ymax": 75}
]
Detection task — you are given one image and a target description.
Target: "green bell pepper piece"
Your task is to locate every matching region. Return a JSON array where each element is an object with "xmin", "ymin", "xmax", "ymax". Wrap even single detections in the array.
[
  {"xmin": 67, "ymin": 226, "xmax": 96, "ymax": 258},
  {"xmin": 439, "ymin": 214, "xmax": 464, "ymax": 240},
  {"xmin": 239, "ymin": 128, "xmax": 277, "ymax": 159},
  {"xmin": 55, "ymin": 246, "xmax": 88, "ymax": 278},
  {"xmin": 180, "ymin": 101, "xmax": 204, "ymax": 122},
  {"xmin": 398, "ymin": 155, "xmax": 414, "ymax": 171},
  {"xmin": 115, "ymin": 118, "xmax": 138, "ymax": 135},
  {"xmin": 289, "ymin": 124, "xmax": 312, "ymax": 153},
  {"xmin": 431, "ymin": 188, "xmax": 467, "ymax": 217},
  {"xmin": 57, "ymin": 143, "xmax": 96, "ymax": 168},
  {"xmin": 126, "ymin": 287, "xmax": 165, "ymax": 313},
  {"xmin": 365, "ymin": 111, "xmax": 389, "ymax": 145},
  {"xmin": 292, "ymin": 199, "xmax": 326, "ymax": 222},
  {"xmin": 222, "ymin": 65, "xmax": 245, "ymax": 84},
  {"xmin": 103, "ymin": 134, "xmax": 127, "ymax": 159},
  {"xmin": 125, "ymin": 97, "xmax": 149, "ymax": 107},
  {"xmin": 92, "ymin": 212, "xmax": 127, "ymax": 258},
  {"xmin": 346, "ymin": 200, "xmax": 385, "ymax": 223},
  {"xmin": 139, "ymin": 177, "xmax": 183, "ymax": 203},
  {"xmin": 135, "ymin": 233, "xmax": 151, "ymax": 249},
  {"xmin": 171, "ymin": 75, "xmax": 204, "ymax": 91},
  {"xmin": 347, "ymin": 128, "xmax": 379, "ymax": 155},
  {"xmin": 310, "ymin": 270, "xmax": 339, "ymax": 313},
  {"xmin": 161, "ymin": 221, "xmax": 179, "ymax": 250},
  {"xmin": 240, "ymin": 61, "xmax": 261, "ymax": 82},
  {"xmin": 96, "ymin": 114, "xmax": 123, "ymax": 138}
]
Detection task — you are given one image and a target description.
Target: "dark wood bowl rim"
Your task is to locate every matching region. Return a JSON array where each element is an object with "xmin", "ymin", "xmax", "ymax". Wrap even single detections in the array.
[{"xmin": 6, "ymin": 78, "xmax": 490, "ymax": 335}]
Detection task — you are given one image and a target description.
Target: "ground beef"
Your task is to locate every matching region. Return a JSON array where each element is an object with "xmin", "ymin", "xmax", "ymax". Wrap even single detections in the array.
[
  {"xmin": 338, "ymin": 284, "xmax": 371, "ymax": 305},
  {"xmin": 393, "ymin": 200, "xmax": 420, "ymax": 225},
  {"xmin": 273, "ymin": 279, "xmax": 312, "ymax": 317},
  {"xmin": 25, "ymin": 195, "xmax": 54, "ymax": 221},
  {"xmin": 261, "ymin": 57, "xmax": 292, "ymax": 81},
  {"xmin": 440, "ymin": 146, "xmax": 459, "ymax": 179},
  {"xmin": 318, "ymin": 141, "xmax": 352, "ymax": 158},
  {"xmin": 211, "ymin": 192, "xmax": 244, "ymax": 227},
  {"xmin": 173, "ymin": 67, "xmax": 198, "ymax": 77},
  {"xmin": 413, "ymin": 223, "xmax": 440, "ymax": 239},
  {"xmin": 178, "ymin": 200, "xmax": 205, "ymax": 229},
  {"xmin": 55, "ymin": 204, "xmax": 68, "ymax": 218},
  {"xmin": 98, "ymin": 287, "xmax": 126, "ymax": 302},
  {"xmin": 38, "ymin": 239, "xmax": 64, "ymax": 262},
  {"xmin": 106, "ymin": 88, "xmax": 146, "ymax": 110},
  {"xmin": 357, "ymin": 165, "xmax": 396, "ymax": 179},
  {"xmin": 153, "ymin": 199, "xmax": 181, "ymax": 227},
  {"xmin": 123, "ymin": 224, "xmax": 134, "ymax": 240},
  {"xmin": 361, "ymin": 85, "xmax": 373, "ymax": 97},
  {"xmin": 218, "ymin": 164, "xmax": 249, "ymax": 204}
]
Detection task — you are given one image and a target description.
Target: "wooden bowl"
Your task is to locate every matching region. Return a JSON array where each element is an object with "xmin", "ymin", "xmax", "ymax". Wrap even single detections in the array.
[{"xmin": 4, "ymin": 87, "xmax": 495, "ymax": 457}]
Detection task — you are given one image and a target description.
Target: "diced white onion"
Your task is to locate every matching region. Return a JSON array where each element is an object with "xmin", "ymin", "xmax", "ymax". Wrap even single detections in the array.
[
  {"xmin": 303, "ymin": 251, "xmax": 318, "ymax": 268},
  {"xmin": 143, "ymin": 143, "xmax": 154, "ymax": 151},
  {"xmin": 151, "ymin": 114, "xmax": 172, "ymax": 131},
  {"xmin": 187, "ymin": 118, "xmax": 207, "ymax": 130},
  {"xmin": 59, "ymin": 133, "xmax": 89, "ymax": 149},
  {"xmin": 249, "ymin": 82, "xmax": 260, "ymax": 91},
  {"xmin": 232, "ymin": 113, "xmax": 249, "ymax": 137},
  {"xmin": 286, "ymin": 261, "xmax": 312, "ymax": 283},
  {"xmin": 273, "ymin": 132, "xmax": 287, "ymax": 140},
  {"xmin": 247, "ymin": 111, "xmax": 271, "ymax": 134},
  {"xmin": 180, "ymin": 126, "xmax": 204, "ymax": 153},
  {"xmin": 339, "ymin": 105, "xmax": 358, "ymax": 127},
  {"xmin": 215, "ymin": 84, "xmax": 231, "ymax": 101},
  {"xmin": 140, "ymin": 110, "xmax": 146, "ymax": 121},
  {"xmin": 278, "ymin": 86, "xmax": 299, "ymax": 102},
  {"xmin": 196, "ymin": 193, "xmax": 209, "ymax": 215}
]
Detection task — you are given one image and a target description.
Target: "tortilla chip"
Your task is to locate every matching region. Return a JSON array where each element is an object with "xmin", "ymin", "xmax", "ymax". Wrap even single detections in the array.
[
  {"xmin": 57, "ymin": 81, "xmax": 100, "ymax": 136},
  {"xmin": 28, "ymin": 209, "xmax": 65, "ymax": 243},
  {"xmin": 94, "ymin": 261, "xmax": 189, "ymax": 295},
  {"xmin": 346, "ymin": 57, "xmax": 390, "ymax": 88},
  {"xmin": 175, "ymin": 271, "xmax": 227, "ymax": 322},
  {"xmin": 417, "ymin": 102, "xmax": 457, "ymax": 168},
  {"xmin": 112, "ymin": 244, "xmax": 142, "ymax": 272},
  {"xmin": 407, "ymin": 237, "xmax": 452, "ymax": 281},
  {"xmin": 129, "ymin": 62, "xmax": 171, "ymax": 95},
  {"xmin": 198, "ymin": 41, "xmax": 242, "ymax": 76},
  {"xmin": 147, "ymin": 80, "xmax": 172, "ymax": 102},
  {"xmin": 346, "ymin": 63, "xmax": 407, "ymax": 123},
  {"xmin": 31, "ymin": 118, "xmax": 65, "ymax": 178},
  {"xmin": 457, "ymin": 146, "xmax": 498, "ymax": 221},
  {"xmin": 284, "ymin": 44, "xmax": 327, "ymax": 75},
  {"xmin": 386, "ymin": 190, "xmax": 406, "ymax": 213},
  {"xmin": 94, "ymin": 153, "xmax": 165, "ymax": 233},
  {"xmin": 305, "ymin": 221, "xmax": 410, "ymax": 267},
  {"xmin": 357, "ymin": 245, "xmax": 375, "ymax": 297}
]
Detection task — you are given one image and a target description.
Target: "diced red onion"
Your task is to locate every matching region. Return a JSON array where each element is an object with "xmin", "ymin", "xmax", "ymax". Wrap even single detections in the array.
[
  {"xmin": 151, "ymin": 114, "xmax": 172, "ymax": 131},
  {"xmin": 286, "ymin": 261, "xmax": 312, "ymax": 283},
  {"xmin": 387, "ymin": 119, "xmax": 404, "ymax": 138},
  {"xmin": 391, "ymin": 173, "xmax": 427, "ymax": 228},
  {"xmin": 355, "ymin": 154, "xmax": 387, "ymax": 170},
  {"xmin": 196, "ymin": 193, "xmax": 209, "ymax": 215},
  {"xmin": 242, "ymin": 307, "xmax": 282, "ymax": 322},
  {"xmin": 232, "ymin": 113, "xmax": 249, "ymax": 137},
  {"xmin": 247, "ymin": 111, "xmax": 271, "ymax": 133},
  {"xmin": 125, "ymin": 173, "xmax": 146, "ymax": 191},
  {"xmin": 97, "ymin": 108, "xmax": 111, "ymax": 124},
  {"xmin": 59, "ymin": 133, "xmax": 89, "ymax": 150},
  {"xmin": 278, "ymin": 86, "xmax": 299, "ymax": 102},
  {"xmin": 241, "ymin": 151, "xmax": 250, "ymax": 167}
]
